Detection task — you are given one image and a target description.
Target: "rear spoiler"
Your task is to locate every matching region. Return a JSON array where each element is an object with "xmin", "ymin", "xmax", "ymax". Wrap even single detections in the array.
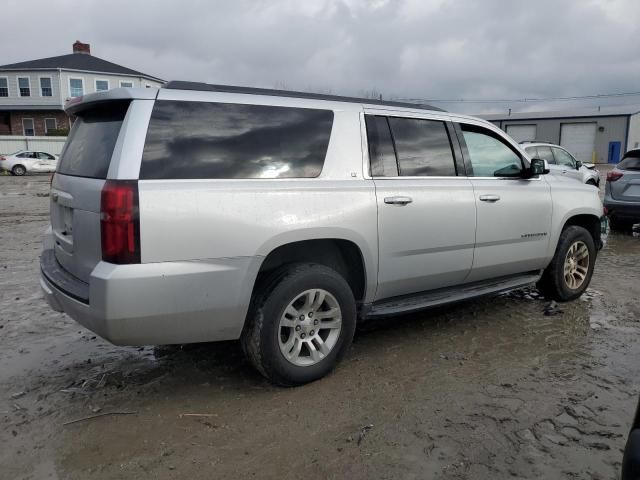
[{"xmin": 65, "ymin": 88, "xmax": 158, "ymax": 116}]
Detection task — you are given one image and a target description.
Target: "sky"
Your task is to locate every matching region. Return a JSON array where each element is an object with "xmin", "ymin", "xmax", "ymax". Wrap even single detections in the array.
[{"xmin": 2, "ymin": 0, "xmax": 640, "ymax": 114}]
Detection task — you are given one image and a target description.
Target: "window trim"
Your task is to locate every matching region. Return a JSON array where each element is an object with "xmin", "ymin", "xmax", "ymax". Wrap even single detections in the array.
[
  {"xmin": 455, "ymin": 122, "xmax": 530, "ymax": 179},
  {"xmin": 22, "ymin": 118, "xmax": 35, "ymax": 136},
  {"xmin": 68, "ymin": 77, "xmax": 84, "ymax": 98},
  {"xmin": 95, "ymin": 78, "xmax": 110, "ymax": 92},
  {"xmin": 38, "ymin": 76, "xmax": 53, "ymax": 97},
  {"xmin": 18, "ymin": 76, "xmax": 31, "ymax": 97},
  {"xmin": 44, "ymin": 117, "xmax": 57, "ymax": 134},
  {"xmin": 119, "ymin": 80, "xmax": 134, "ymax": 88},
  {"xmin": 0, "ymin": 76, "xmax": 9, "ymax": 97}
]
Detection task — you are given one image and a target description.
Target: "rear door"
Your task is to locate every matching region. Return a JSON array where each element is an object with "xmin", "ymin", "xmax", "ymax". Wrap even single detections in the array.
[
  {"xmin": 456, "ymin": 122, "xmax": 552, "ymax": 282},
  {"xmin": 50, "ymin": 101, "xmax": 129, "ymax": 282},
  {"xmin": 366, "ymin": 112, "xmax": 476, "ymax": 300}
]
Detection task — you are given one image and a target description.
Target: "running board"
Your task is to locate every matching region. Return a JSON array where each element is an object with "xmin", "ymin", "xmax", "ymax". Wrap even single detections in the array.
[{"xmin": 361, "ymin": 272, "xmax": 542, "ymax": 319}]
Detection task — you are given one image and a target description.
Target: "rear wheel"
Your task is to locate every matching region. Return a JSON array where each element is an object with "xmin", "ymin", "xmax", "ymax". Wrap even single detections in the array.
[
  {"xmin": 537, "ymin": 226, "xmax": 596, "ymax": 301},
  {"xmin": 241, "ymin": 263, "xmax": 356, "ymax": 386},
  {"xmin": 11, "ymin": 165, "xmax": 26, "ymax": 176}
]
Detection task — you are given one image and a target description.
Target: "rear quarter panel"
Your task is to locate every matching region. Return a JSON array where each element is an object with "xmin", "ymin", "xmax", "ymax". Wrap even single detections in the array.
[{"xmin": 137, "ymin": 109, "xmax": 379, "ymax": 302}]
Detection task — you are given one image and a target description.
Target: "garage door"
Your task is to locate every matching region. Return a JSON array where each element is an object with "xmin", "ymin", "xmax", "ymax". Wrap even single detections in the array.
[
  {"xmin": 560, "ymin": 123, "xmax": 597, "ymax": 163},
  {"xmin": 506, "ymin": 124, "xmax": 536, "ymax": 143}
]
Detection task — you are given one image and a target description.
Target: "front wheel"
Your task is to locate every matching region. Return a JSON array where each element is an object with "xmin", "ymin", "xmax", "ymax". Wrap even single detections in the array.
[
  {"xmin": 537, "ymin": 226, "xmax": 596, "ymax": 301},
  {"xmin": 241, "ymin": 263, "xmax": 356, "ymax": 386}
]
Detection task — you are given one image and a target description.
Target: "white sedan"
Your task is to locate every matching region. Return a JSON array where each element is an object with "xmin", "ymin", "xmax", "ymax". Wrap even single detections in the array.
[{"xmin": 0, "ymin": 150, "xmax": 58, "ymax": 176}]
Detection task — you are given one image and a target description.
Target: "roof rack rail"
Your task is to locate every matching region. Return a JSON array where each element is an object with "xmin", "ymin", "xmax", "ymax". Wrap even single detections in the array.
[
  {"xmin": 163, "ymin": 81, "xmax": 445, "ymax": 112},
  {"xmin": 519, "ymin": 140, "xmax": 554, "ymax": 145}
]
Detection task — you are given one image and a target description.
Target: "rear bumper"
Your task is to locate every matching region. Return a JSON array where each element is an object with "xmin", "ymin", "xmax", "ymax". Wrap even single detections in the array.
[
  {"xmin": 40, "ymin": 248, "xmax": 262, "ymax": 346},
  {"xmin": 604, "ymin": 198, "xmax": 640, "ymax": 222}
]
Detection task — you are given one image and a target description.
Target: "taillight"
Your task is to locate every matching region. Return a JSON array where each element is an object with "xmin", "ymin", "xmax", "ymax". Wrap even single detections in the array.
[
  {"xmin": 0, "ymin": 156, "xmax": 6, "ymax": 161},
  {"xmin": 100, "ymin": 180, "xmax": 140, "ymax": 264},
  {"xmin": 607, "ymin": 170, "xmax": 623, "ymax": 182}
]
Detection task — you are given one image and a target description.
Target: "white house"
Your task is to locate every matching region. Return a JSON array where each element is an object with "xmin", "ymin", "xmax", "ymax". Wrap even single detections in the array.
[{"xmin": 0, "ymin": 41, "xmax": 164, "ymax": 136}]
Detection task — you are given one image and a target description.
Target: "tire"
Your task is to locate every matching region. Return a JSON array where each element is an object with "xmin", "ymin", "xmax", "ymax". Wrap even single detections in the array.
[
  {"xmin": 11, "ymin": 165, "xmax": 26, "ymax": 176},
  {"xmin": 537, "ymin": 226, "xmax": 596, "ymax": 302},
  {"xmin": 586, "ymin": 179, "xmax": 597, "ymax": 187},
  {"xmin": 609, "ymin": 216, "xmax": 633, "ymax": 232},
  {"xmin": 241, "ymin": 263, "xmax": 356, "ymax": 386}
]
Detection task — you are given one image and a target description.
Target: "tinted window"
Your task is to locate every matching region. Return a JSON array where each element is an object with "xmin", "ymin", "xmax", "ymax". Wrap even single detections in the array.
[
  {"xmin": 618, "ymin": 156, "xmax": 640, "ymax": 170},
  {"xmin": 552, "ymin": 147, "xmax": 576, "ymax": 167},
  {"xmin": 536, "ymin": 146, "xmax": 556, "ymax": 164},
  {"xmin": 141, "ymin": 101, "xmax": 334, "ymax": 180},
  {"xmin": 365, "ymin": 115, "xmax": 398, "ymax": 177},
  {"xmin": 387, "ymin": 117, "xmax": 456, "ymax": 176},
  {"xmin": 461, "ymin": 125, "xmax": 523, "ymax": 177},
  {"xmin": 57, "ymin": 101, "xmax": 129, "ymax": 179}
]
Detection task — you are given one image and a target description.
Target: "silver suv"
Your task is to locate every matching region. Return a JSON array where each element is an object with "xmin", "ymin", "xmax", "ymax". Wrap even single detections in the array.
[
  {"xmin": 520, "ymin": 141, "xmax": 600, "ymax": 187},
  {"xmin": 40, "ymin": 82, "xmax": 606, "ymax": 385}
]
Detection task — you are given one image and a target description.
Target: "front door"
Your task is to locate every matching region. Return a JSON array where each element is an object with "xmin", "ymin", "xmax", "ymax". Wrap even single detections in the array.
[
  {"xmin": 456, "ymin": 123, "xmax": 553, "ymax": 282},
  {"xmin": 365, "ymin": 114, "xmax": 476, "ymax": 300}
]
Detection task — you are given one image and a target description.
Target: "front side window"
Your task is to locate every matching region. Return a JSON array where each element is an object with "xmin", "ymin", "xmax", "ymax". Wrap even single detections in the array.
[
  {"xmin": 535, "ymin": 146, "xmax": 556, "ymax": 164},
  {"xmin": 552, "ymin": 147, "xmax": 576, "ymax": 168},
  {"xmin": 365, "ymin": 115, "xmax": 398, "ymax": 177},
  {"xmin": 22, "ymin": 118, "xmax": 34, "ymax": 136},
  {"xmin": 69, "ymin": 78, "xmax": 84, "ymax": 97},
  {"xmin": 0, "ymin": 78, "xmax": 8, "ymax": 97},
  {"xmin": 18, "ymin": 77, "xmax": 30, "ymax": 97},
  {"xmin": 461, "ymin": 125, "xmax": 523, "ymax": 177},
  {"xmin": 141, "ymin": 101, "xmax": 334, "ymax": 180},
  {"xmin": 40, "ymin": 77, "xmax": 52, "ymax": 96},
  {"xmin": 387, "ymin": 117, "xmax": 457, "ymax": 176},
  {"xmin": 37, "ymin": 152, "xmax": 55, "ymax": 160},
  {"xmin": 120, "ymin": 81, "xmax": 134, "ymax": 88},
  {"xmin": 95, "ymin": 80, "xmax": 109, "ymax": 92}
]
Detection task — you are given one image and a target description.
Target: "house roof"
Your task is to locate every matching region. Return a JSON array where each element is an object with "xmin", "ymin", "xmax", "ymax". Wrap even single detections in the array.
[
  {"xmin": 480, "ymin": 105, "xmax": 640, "ymax": 121},
  {"xmin": 0, "ymin": 53, "xmax": 164, "ymax": 82}
]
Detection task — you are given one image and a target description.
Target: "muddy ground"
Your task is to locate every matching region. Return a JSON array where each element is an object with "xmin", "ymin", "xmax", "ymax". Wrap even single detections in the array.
[{"xmin": 1, "ymin": 173, "xmax": 639, "ymax": 480}]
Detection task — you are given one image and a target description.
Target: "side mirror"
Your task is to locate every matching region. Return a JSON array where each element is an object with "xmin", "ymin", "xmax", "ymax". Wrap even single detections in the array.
[
  {"xmin": 528, "ymin": 158, "xmax": 549, "ymax": 177},
  {"xmin": 575, "ymin": 160, "xmax": 582, "ymax": 170}
]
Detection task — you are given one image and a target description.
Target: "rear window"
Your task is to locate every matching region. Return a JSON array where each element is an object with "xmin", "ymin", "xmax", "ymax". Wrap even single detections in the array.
[
  {"xmin": 57, "ymin": 101, "xmax": 129, "ymax": 179},
  {"xmin": 618, "ymin": 156, "xmax": 640, "ymax": 170},
  {"xmin": 140, "ymin": 101, "xmax": 334, "ymax": 179}
]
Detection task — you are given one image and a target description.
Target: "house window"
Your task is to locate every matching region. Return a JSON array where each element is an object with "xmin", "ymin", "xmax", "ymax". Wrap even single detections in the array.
[
  {"xmin": 69, "ymin": 78, "xmax": 84, "ymax": 97},
  {"xmin": 23, "ymin": 118, "xmax": 35, "ymax": 136},
  {"xmin": 120, "ymin": 81, "xmax": 134, "ymax": 88},
  {"xmin": 0, "ymin": 77, "xmax": 8, "ymax": 97},
  {"xmin": 18, "ymin": 77, "xmax": 31, "ymax": 97},
  {"xmin": 95, "ymin": 79, "xmax": 109, "ymax": 92},
  {"xmin": 40, "ymin": 77, "xmax": 52, "ymax": 96},
  {"xmin": 44, "ymin": 118, "xmax": 57, "ymax": 134}
]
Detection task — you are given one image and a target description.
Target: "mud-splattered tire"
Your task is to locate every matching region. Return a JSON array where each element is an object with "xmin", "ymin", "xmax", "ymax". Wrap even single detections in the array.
[
  {"xmin": 537, "ymin": 226, "xmax": 596, "ymax": 302},
  {"xmin": 11, "ymin": 165, "xmax": 26, "ymax": 176},
  {"xmin": 241, "ymin": 263, "xmax": 356, "ymax": 386}
]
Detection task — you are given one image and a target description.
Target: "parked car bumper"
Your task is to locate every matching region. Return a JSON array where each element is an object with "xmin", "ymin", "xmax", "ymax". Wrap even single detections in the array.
[
  {"xmin": 604, "ymin": 198, "xmax": 640, "ymax": 222},
  {"xmin": 40, "ymin": 248, "xmax": 261, "ymax": 346}
]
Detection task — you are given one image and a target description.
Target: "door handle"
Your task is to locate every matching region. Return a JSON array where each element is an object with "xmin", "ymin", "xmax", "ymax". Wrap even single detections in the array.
[
  {"xmin": 561, "ymin": 170, "xmax": 568, "ymax": 174},
  {"xmin": 384, "ymin": 196, "xmax": 413, "ymax": 205},
  {"xmin": 479, "ymin": 194, "xmax": 501, "ymax": 203}
]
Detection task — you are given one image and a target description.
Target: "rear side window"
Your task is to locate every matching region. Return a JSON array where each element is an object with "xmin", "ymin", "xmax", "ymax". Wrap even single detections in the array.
[
  {"xmin": 140, "ymin": 101, "xmax": 334, "ymax": 179},
  {"xmin": 365, "ymin": 115, "xmax": 398, "ymax": 177},
  {"xmin": 57, "ymin": 101, "xmax": 129, "ymax": 179},
  {"xmin": 387, "ymin": 117, "xmax": 456, "ymax": 176}
]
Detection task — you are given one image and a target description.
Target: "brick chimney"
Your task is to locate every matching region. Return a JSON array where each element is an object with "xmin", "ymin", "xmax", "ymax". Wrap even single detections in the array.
[{"xmin": 72, "ymin": 41, "xmax": 91, "ymax": 55}]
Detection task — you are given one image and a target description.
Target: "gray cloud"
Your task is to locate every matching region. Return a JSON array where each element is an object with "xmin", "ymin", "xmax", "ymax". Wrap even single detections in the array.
[{"xmin": 2, "ymin": 0, "xmax": 639, "ymax": 113}]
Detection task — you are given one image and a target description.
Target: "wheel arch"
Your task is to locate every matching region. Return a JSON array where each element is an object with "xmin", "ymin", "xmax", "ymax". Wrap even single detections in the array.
[{"xmin": 562, "ymin": 213, "xmax": 602, "ymax": 249}]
